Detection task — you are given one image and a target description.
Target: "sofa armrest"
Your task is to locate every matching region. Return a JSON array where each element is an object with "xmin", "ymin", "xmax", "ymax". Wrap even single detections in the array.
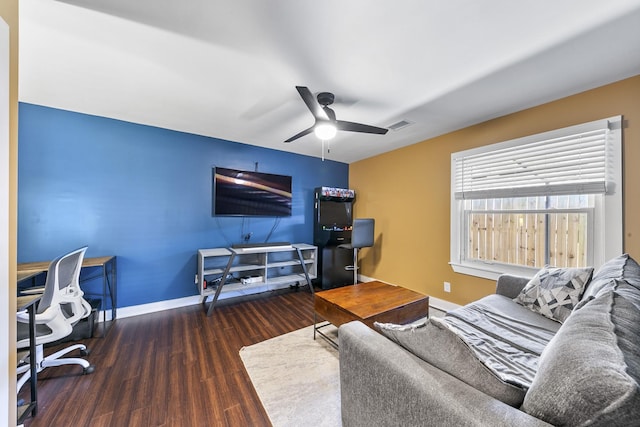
[
  {"xmin": 495, "ymin": 274, "xmax": 530, "ymax": 299},
  {"xmin": 339, "ymin": 321, "xmax": 551, "ymax": 427}
]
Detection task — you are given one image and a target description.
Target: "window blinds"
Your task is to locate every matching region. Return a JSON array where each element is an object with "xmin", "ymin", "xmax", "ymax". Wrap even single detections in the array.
[{"xmin": 453, "ymin": 117, "xmax": 620, "ymax": 200}]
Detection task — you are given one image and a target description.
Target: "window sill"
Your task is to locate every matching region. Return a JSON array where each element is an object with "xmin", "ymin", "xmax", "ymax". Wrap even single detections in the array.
[{"xmin": 449, "ymin": 261, "xmax": 537, "ymax": 281}]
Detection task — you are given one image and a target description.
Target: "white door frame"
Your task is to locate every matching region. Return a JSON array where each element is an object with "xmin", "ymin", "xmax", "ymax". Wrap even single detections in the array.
[{"xmin": 1, "ymin": 17, "xmax": 13, "ymax": 427}]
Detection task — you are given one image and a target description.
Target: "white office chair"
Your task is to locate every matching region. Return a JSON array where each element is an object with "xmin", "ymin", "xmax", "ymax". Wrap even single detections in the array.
[
  {"xmin": 339, "ymin": 218, "xmax": 375, "ymax": 284},
  {"xmin": 16, "ymin": 246, "xmax": 95, "ymax": 393}
]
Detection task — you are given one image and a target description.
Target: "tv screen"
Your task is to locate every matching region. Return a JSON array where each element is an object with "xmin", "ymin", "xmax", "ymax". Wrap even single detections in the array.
[{"xmin": 213, "ymin": 167, "xmax": 292, "ymax": 216}]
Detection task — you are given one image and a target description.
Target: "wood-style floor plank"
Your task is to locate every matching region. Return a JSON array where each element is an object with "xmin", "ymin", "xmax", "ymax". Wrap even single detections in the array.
[{"xmin": 19, "ymin": 288, "xmax": 315, "ymax": 427}]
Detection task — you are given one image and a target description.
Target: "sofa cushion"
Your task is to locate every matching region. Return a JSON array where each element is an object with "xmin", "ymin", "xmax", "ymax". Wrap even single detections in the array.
[
  {"xmin": 375, "ymin": 317, "xmax": 527, "ymax": 407},
  {"xmin": 514, "ymin": 266, "xmax": 593, "ymax": 322},
  {"xmin": 579, "ymin": 253, "xmax": 640, "ymax": 305},
  {"xmin": 522, "ymin": 280, "xmax": 640, "ymax": 426},
  {"xmin": 375, "ymin": 295, "xmax": 560, "ymax": 407}
]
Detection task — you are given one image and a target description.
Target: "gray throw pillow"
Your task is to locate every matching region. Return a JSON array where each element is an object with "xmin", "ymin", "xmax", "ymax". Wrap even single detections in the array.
[
  {"xmin": 522, "ymin": 280, "xmax": 640, "ymax": 426},
  {"xmin": 578, "ymin": 253, "xmax": 640, "ymax": 305},
  {"xmin": 514, "ymin": 266, "xmax": 593, "ymax": 323}
]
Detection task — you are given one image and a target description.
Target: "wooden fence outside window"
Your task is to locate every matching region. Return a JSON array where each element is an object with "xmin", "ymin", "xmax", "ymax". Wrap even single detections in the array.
[{"xmin": 467, "ymin": 210, "xmax": 588, "ymax": 268}]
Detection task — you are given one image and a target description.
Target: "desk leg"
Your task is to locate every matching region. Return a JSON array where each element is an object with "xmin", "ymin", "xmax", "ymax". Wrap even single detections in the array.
[
  {"xmin": 100, "ymin": 257, "xmax": 117, "ymax": 337},
  {"xmin": 109, "ymin": 257, "xmax": 117, "ymax": 323},
  {"xmin": 28, "ymin": 303, "xmax": 37, "ymax": 416},
  {"xmin": 18, "ymin": 303, "xmax": 38, "ymax": 423},
  {"xmin": 102, "ymin": 263, "xmax": 107, "ymax": 337}
]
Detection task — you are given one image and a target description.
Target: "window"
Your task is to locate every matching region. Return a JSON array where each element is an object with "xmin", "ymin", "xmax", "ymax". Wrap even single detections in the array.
[{"xmin": 450, "ymin": 116, "xmax": 622, "ymax": 280}]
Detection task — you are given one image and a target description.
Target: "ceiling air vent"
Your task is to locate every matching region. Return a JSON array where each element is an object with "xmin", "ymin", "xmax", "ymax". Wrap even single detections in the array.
[{"xmin": 388, "ymin": 120, "xmax": 413, "ymax": 131}]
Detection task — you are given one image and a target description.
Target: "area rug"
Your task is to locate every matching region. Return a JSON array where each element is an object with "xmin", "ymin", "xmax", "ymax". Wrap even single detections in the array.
[{"xmin": 240, "ymin": 324, "xmax": 341, "ymax": 427}]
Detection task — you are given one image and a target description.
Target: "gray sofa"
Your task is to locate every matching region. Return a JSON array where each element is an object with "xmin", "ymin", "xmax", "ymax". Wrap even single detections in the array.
[{"xmin": 339, "ymin": 254, "xmax": 640, "ymax": 427}]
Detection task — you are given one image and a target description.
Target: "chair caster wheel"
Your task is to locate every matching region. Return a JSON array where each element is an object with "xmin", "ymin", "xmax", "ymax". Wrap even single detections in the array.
[
  {"xmin": 80, "ymin": 348, "xmax": 90, "ymax": 356},
  {"xmin": 83, "ymin": 365, "xmax": 96, "ymax": 375}
]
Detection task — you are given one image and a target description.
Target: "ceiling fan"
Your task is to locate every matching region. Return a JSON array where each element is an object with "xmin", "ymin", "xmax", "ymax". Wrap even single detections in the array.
[{"xmin": 284, "ymin": 86, "xmax": 389, "ymax": 143}]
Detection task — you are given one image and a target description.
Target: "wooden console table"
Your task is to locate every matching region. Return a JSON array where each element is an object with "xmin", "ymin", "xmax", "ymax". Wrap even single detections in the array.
[{"xmin": 313, "ymin": 280, "xmax": 429, "ymax": 347}]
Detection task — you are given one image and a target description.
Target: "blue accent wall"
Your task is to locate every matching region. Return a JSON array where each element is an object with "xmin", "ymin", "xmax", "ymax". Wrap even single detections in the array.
[{"xmin": 18, "ymin": 103, "xmax": 348, "ymax": 308}]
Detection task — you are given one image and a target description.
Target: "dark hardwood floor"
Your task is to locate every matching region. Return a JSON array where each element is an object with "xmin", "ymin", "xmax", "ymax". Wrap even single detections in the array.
[{"xmin": 19, "ymin": 288, "xmax": 316, "ymax": 427}]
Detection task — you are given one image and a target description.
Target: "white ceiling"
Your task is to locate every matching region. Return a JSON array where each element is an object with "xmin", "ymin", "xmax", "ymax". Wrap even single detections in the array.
[{"xmin": 18, "ymin": 0, "xmax": 640, "ymax": 163}]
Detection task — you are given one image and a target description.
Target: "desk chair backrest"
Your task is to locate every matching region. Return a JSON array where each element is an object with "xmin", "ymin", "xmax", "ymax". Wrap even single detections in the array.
[{"xmin": 37, "ymin": 246, "xmax": 90, "ymax": 325}]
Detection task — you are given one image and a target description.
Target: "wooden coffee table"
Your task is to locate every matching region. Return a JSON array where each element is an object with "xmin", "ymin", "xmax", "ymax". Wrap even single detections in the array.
[{"xmin": 313, "ymin": 281, "xmax": 429, "ymax": 347}]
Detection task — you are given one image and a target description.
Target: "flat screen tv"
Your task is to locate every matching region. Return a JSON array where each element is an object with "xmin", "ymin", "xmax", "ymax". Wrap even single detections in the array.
[
  {"xmin": 318, "ymin": 200, "xmax": 352, "ymax": 226},
  {"xmin": 213, "ymin": 167, "xmax": 292, "ymax": 216}
]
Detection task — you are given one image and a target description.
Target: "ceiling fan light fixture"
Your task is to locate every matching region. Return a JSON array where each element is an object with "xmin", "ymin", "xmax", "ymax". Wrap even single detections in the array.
[
  {"xmin": 314, "ymin": 123, "xmax": 337, "ymax": 140},
  {"xmin": 284, "ymin": 86, "xmax": 388, "ymax": 143}
]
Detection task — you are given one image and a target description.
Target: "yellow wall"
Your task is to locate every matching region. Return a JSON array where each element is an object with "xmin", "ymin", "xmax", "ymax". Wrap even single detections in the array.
[
  {"xmin": 351, "ymin": 75, "xmax": 640, "ymax": 306},
  {"xmin": 1, "ymin": 0, "xmax": 18, "ymax": 424}
]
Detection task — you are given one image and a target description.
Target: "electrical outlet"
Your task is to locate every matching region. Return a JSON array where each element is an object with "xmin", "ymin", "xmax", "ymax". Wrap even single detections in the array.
[{"xmin": 444, "ymin": 281, "xmax": 451, "ymax": 292}]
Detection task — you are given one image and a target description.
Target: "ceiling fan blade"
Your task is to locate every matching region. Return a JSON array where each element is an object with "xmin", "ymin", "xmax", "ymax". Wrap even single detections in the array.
[
  {"xmin": 284, "ymin": 126, "xmax": 315, "ymax": 143},
  {"xmin": 323, "ymin": 106, "xmax": 336, "ymax": 122},
  {"xmin": 336, "ymin": 120, "xmax": 389, "ymax": 135},
  {"xmin": 296, "ymin": 86, "xmax": 329, "ymax": 121}
]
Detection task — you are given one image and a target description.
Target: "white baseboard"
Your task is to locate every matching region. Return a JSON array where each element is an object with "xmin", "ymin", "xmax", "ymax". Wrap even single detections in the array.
[
  {"xmin": 96, "ymin": 281, "xmax": 300, "ymax": 321},
  {"xmin": 107, "ymin": 295, "xmax": 203, "ymax": 321},
  {"xmin": 98, "ymin": 277, "xmax": 463, "ymax": 322},
  {"xmin": 96, "ymin": 295, "xmax": 201, "ymax": 321}
]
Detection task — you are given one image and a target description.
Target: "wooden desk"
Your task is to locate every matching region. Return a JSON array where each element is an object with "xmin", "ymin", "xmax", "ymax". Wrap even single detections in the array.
[
  {"xmin": 18, "ymin": 256, "xmax": 117, "ymax": 337},
  {"xmin": 17, "ymin": 269, "xmax": 45, "ymax": 283},
  {"xmin": 313, "ymin": 281, "xmax": 429, "ymax": 347},
  {"xmin": 17, "ymin": 294, "xmax": 41, "ymax": 424}
]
